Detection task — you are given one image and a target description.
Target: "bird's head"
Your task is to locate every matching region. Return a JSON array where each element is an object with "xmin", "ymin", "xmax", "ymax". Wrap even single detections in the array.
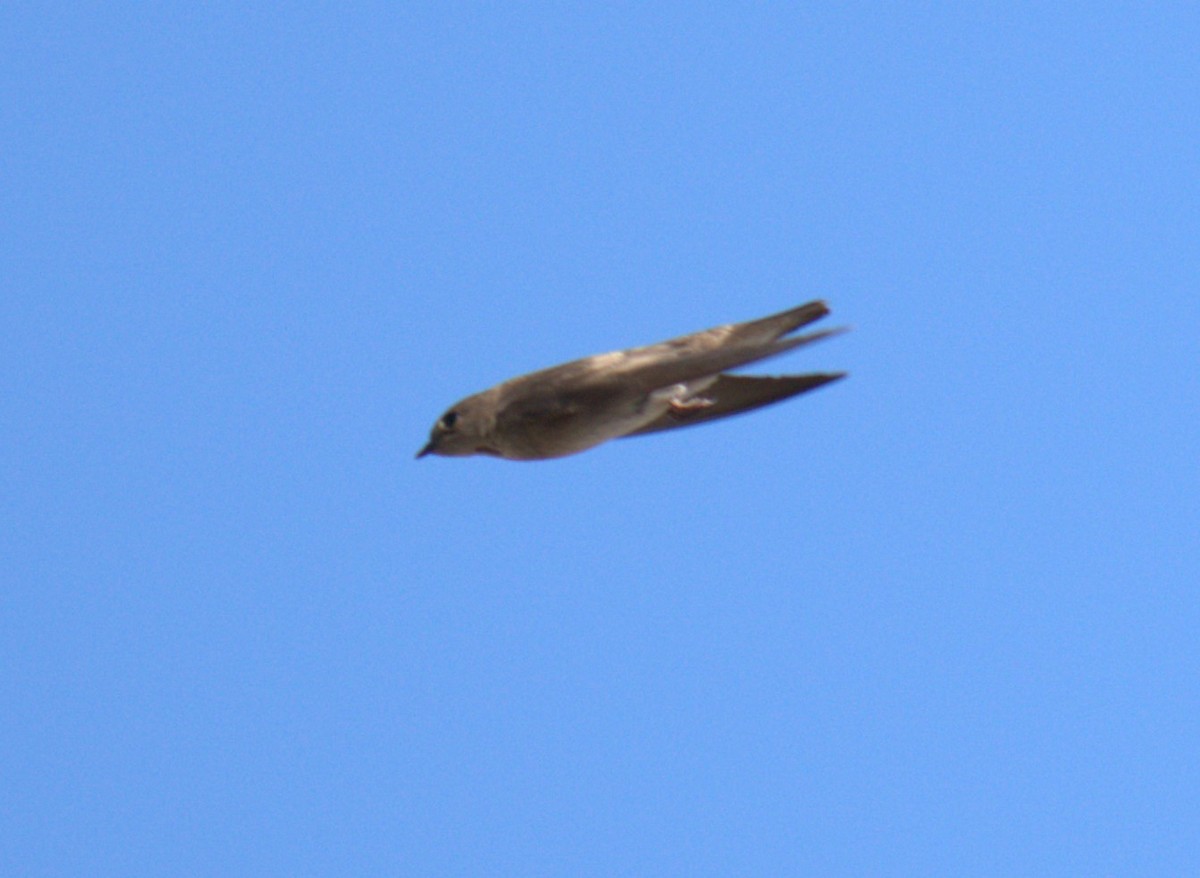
[{"xmin": 416, "ymin": 394, "xmax": 500, "ymax": 459}]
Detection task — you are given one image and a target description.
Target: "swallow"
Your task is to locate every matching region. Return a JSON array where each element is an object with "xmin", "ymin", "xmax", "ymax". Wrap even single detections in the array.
[{"xmin": 417, "ymin": 299, "xmax": 846, "ymax": 460}]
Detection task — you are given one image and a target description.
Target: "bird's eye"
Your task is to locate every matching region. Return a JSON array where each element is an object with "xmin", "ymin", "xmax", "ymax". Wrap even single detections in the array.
[{"xmin": 439, "ymin": 411, "xmax": 459, "ymax": 430}]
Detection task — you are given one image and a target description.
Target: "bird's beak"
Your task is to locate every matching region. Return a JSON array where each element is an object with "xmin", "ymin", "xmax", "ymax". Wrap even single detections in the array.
[{"xmin": 415, "ymin": 441, "xmax": 435, "ymax": 459}]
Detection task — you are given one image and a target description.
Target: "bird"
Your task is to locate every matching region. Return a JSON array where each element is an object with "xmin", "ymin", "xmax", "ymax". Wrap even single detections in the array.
[{"xmin": 417, "ymin": 300, "xmax": 846, "ymax": 461}]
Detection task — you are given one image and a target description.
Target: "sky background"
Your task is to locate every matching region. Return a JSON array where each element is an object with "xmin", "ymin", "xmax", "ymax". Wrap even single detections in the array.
[{"xmin": 4, "ymin": 3, "xmax": 1199, "ymax": 875}]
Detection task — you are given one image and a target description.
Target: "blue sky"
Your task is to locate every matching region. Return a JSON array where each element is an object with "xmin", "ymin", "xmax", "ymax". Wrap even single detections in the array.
[{"xmin": 4, "ymin": 4, "xmax": 1198, "ymax": 875}]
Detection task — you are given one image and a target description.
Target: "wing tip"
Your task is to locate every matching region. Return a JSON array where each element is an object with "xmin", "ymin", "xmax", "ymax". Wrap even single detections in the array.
[{"xmin": 788, "ymin": 299, "xmax": 831, "ymax": 325}]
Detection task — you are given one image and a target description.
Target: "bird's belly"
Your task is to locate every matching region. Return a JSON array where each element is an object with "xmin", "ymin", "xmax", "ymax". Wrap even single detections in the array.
[
  {"xmin": 502, "ymin": 409, "xmax": 660, "ymax": 459},
  {"xmin": 500, "ymin": 381, "xmax": 713, "ymax": 460}
]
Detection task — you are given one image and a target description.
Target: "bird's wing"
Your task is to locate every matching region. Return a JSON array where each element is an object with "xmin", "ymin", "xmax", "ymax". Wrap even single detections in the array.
[
  {"xmin": 609, "ymin": 325, "xmax": 845, "ymax": 393},
  {"xmin": 620, "ymin": 372, "xmax": 846, "ymax": 438},
  {"xmin": 519, "ymin": 300, "xmax": 844, "ymax": 395}
]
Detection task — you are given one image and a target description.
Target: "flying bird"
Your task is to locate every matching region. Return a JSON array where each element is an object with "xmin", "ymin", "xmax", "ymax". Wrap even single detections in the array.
[{"xmin": 417, "ymin": 300, "xmax": 846, "ymax": 461}]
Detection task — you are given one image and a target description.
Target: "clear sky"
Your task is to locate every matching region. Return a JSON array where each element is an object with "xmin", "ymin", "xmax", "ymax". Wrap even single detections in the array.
[{"xmin": 4, "ymin": 4, "xmax": 1198, "ymax": 875}]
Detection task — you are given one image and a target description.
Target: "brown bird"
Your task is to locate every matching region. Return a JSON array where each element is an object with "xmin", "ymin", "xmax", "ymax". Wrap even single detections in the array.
[{"xmin": 417, "ymin": 300, "xmax": 846, "ymax": 461}]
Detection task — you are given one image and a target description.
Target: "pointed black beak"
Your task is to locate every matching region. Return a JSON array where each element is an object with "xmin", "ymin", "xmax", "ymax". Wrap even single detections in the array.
[{"xmin": 415, "ymin": 441, "xmax": 435, "ymax": 459}]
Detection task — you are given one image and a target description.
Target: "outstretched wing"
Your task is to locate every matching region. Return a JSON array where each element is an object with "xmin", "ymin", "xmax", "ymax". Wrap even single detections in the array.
[
  {"xmin": 621, "ymin": 372, "xmax": 846, "ymax": 438},
  {"xmin": 509, "ymin": 299, "xmax": 845, "ymax": 398}
]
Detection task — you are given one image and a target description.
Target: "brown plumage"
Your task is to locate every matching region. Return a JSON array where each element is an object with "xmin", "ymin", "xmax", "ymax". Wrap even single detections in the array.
[{"xmin": 417, "ymin": 300, "xmax": 847, "ymax": 461}]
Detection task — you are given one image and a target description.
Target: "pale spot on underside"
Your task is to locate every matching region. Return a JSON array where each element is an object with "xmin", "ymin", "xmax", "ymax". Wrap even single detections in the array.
[{"xmin": 649, "ymin": 377, "xmax": 718, "ymax": 406}]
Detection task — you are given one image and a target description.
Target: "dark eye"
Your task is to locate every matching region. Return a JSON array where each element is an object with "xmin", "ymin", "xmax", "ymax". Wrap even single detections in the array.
[{"xmin": 439, "ymin": 411, "xmax": 459, "ymax": 430}]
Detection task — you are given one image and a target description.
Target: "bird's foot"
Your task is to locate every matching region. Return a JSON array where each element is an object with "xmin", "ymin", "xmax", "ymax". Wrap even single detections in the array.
[{"xmin": 669, "ymin": 396, "xmax": 714, "ymax": 416}]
